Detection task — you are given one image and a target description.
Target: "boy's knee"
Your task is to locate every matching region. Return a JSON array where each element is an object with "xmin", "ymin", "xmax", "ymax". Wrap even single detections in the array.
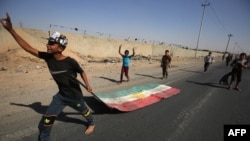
[
  {"xmin": 82, "ymin": 109, "xmax": 92, "ymax": 118},
  {"xmin": 39, "ymin": 115, "xmax": 57, "ymax": 127}
]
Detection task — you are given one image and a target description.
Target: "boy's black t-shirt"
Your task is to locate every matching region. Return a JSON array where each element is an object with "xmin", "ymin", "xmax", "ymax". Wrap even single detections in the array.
[
  {"xmin": 38, "ymin": 52, "xmax": 84, "ymax": 99},
  {"xmin": 161, "ymin": 55, "xmax": 171, "ymax": 67}
]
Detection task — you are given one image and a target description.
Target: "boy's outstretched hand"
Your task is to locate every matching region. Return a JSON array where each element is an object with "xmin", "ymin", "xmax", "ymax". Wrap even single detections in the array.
[{"xmin": 0, "ymin": 13, "xmax": 13, "ymax": 31}]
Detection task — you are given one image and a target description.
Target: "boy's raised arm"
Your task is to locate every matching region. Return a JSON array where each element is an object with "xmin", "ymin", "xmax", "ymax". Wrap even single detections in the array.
[
  {"xmin": 118, "ymin": 44, "xmax": 123, "ymax": 56},
  {"xmin": 0, "ymin": 13, "xmax": 39, "ymax": 57},
  {"xmin": 131, "ymin": 48, "xmax": 135, "ymax": 57}
]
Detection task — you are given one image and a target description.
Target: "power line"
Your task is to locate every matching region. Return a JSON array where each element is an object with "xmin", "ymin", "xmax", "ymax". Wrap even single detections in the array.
[{"xmin": 208, "ymin": 4, "xmax": 227, "ymax": 34}]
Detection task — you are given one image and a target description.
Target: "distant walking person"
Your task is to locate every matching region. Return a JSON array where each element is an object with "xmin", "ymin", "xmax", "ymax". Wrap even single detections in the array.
[
  {"xmin": 225, "ymin": 53, "xmax": 233, "ymax": 66},
  {"xmin": 204, "ymin": 52, "xmax": 213, "ymax": 72},
  {"xmin": 0, "ymin": 13, "xmax": 95, "ymax": 141},
  {"xmin": 161, "ymin": 50, "xmax": 172, "ymax": 79},
  {"xmin": 228, "ymin": 53, "xmax": 248, "ymax": 91},
  {"xmin": 247, "ymin": 55, "xmax": 250, "ymax": 68},
  {"xmin": 118, "ymin": 44, "xmax": 135, "ymax": 84}
]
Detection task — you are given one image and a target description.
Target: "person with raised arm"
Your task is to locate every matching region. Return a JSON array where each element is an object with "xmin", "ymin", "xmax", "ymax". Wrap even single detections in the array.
[{"xmin": 1, "ymin": 13, "xmax": 95, "ymax": 141}]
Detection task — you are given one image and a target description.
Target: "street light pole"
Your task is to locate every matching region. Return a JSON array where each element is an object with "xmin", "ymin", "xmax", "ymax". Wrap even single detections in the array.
[
  {"xmin": 194, "ymin": 2, "xmax": 210, "ymax": 58},
  {"xmin": 223, "ymin": 34, "xmax": 233, "ymax": 60}
]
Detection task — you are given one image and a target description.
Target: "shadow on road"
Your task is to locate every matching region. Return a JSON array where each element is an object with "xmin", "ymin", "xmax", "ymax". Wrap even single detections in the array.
[
  {"xmin": 10, "ymin": 102, "xmax": 88, "ymax": 126},
  {"xmin": 10, "ymin": 99, "xmax": 122, "ymax": 125},
  {"xmin": 99, "ymin": 76, "xmax": 118, "ymax": 83},
  {"xmin": 186, "ymin": 80, "xmax": 226, "ymax": 89},
  {"xmin": 179, "ymin": 69, "xmax": 203, "ymax": 74},
  {"xmin": 83, "ymin": 96, "xmax": 122, "ymax": 114},
  {"xmin": 135, "ymin": 73, "xmax": 161, "ymax": 79}
]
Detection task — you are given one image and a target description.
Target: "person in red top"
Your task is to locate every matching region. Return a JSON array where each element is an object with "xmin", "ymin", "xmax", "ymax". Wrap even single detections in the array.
[
  {"xmin": 0, "ymin": 13, "xmax": 95, "ymax": 141},
  {"xmin": 161, "ymin": 50, "xmax": 172, "ymax": 80}
]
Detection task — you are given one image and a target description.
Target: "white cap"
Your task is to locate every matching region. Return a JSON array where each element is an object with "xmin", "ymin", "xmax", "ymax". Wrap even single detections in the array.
[{"xmin": 48, "ymin": 31, "xmax": 68, "ymax": 48}]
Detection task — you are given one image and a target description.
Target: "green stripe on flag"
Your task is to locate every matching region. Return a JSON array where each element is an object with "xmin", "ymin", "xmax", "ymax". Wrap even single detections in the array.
[{"xmin": 95, "ymin": 84, "xmax": 160, "ymax": 98}]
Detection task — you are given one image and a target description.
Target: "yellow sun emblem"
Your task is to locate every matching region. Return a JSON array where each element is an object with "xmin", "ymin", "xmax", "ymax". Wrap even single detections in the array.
[{"xmin": 132, "ymin": 92, "xmax": 145, "ymax": 99}]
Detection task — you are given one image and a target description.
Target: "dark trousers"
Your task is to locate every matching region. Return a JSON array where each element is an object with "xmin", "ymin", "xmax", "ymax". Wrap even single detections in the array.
[
  {"xmin": 162, "ymin": 66, "xmax": 168, "ymax": 78},
  {"xmin": 38, "ymin": 93, "xmax": 94, "ymax": 141},
  {"xmin": 231, "ymin": 68, "xmax": 242, "ymax": 83},
  {"xmin": 204, "ymin": 62, "xmax": 210, "ymax": 72},
  {"xmin": 120, "ymin": 66, "xmax": 129, "ymax": 82}
]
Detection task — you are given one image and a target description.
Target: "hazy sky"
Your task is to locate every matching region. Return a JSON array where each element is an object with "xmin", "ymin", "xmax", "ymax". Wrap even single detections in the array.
[{"xmin": 1, "ymin": 0, "xmax": 249, "ymax": 53}]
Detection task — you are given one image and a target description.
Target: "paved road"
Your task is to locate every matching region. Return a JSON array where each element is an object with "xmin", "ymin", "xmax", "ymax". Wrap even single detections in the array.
[{"xmin": 3, "ymin": 62, "xmax": 250, "ymax": 141}]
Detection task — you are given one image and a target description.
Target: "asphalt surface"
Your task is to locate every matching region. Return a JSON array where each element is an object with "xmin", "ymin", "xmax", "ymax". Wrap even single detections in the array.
[{"xmin": 2, "ymin": 62, "xmax": 250, "ymax": 141}]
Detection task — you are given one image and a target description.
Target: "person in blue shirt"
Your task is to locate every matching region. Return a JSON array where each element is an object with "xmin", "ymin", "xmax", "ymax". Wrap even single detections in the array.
[{"xmin": 118, "ymin": 44, "xmax": 135, "ymax": 84}]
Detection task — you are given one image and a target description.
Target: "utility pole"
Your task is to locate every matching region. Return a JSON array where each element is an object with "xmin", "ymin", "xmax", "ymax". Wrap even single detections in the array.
[
  {"xmin": 232, "ymin": 42, "xmax": 237, "ymax": 54},
  {"xmin": 194, "ymin": 2, "xmax": 210, "ymax": 58},
  {"xmin": 223, "ymin": 34, "xmax": 233, "ymax": 60}
]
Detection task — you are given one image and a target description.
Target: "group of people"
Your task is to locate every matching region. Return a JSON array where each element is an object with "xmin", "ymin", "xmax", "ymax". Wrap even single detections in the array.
[
  {"xmin": 1, "ymin": 13, "xmax": 248, "ymax": 141},
  {"xmin": 118, "ymin": 46, "xmax": 172, "ymax": 83},
  {"xmin": 204, "ymin": 51, "xmax": 248, "ymax": 91}
]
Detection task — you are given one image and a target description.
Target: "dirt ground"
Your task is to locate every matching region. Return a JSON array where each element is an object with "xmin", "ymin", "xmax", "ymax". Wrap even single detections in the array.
[{"xmin": 0, "ymin": 55, "xmax": 205, "ymax": 117}]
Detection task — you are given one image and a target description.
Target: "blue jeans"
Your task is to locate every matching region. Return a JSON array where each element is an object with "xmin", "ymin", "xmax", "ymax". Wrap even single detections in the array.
[{"xmin": 38, "ymin": 93, "xmax": 94, "ymax": 141}]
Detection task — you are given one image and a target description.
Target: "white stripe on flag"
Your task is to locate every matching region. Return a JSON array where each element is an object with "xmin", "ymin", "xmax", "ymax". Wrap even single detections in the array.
[{"xmin": 99, "ymin": 85, "xmax": 171, "ymax": 104}]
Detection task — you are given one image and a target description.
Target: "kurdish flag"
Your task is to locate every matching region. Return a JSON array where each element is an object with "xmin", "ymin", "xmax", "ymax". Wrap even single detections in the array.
[{"xmin": 94, "ymin": 84, "xmax": 180, "ymax": 111}]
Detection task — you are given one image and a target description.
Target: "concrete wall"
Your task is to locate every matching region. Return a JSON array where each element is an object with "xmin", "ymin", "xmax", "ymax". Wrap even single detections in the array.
[{"xmin": 0, "ymin": 27, "xmax": 223, "ymax": 58}]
